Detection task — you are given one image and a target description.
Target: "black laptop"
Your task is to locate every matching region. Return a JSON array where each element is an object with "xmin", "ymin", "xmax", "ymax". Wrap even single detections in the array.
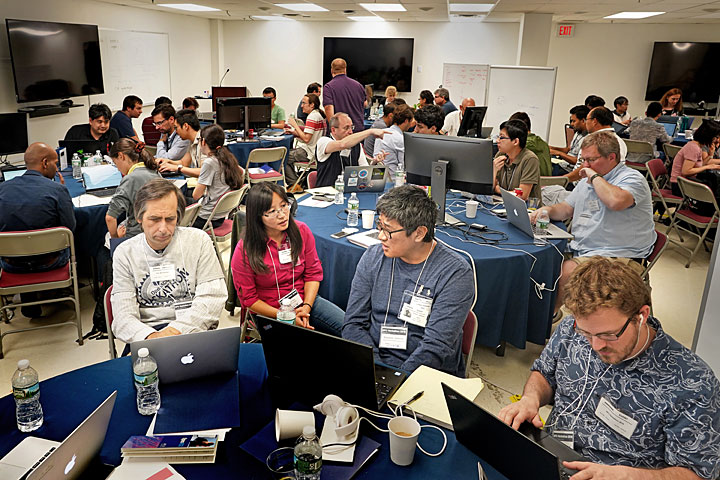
[
  {"xmin": 255, "ymin": 316, "xmax": 407, "ymax": 410},
  {"xmin": 443, "ymin": 383, "xmax": 587, "ymax": 480}
]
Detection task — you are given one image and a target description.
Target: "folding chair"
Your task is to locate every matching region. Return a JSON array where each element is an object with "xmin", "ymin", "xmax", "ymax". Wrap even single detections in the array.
[
  {"xmin": 308, "ymin": 171, "xmax": 318, "ymax": 189},
  {"xmin": 564, "ymin": 124, "xmax": 574, "ymax": 148},
  {"xmin": 462, "ymin": 311, "xmax": 478, "ymax": 378},
  {"xmin": 0, "ymin": 227, "xmax": 83, "ymax": 358},
  {"xmin": 104, "ymin": 285, "xmax": 118, "ymax": 359},
  {"xmin": 669, "ymin": 177, "xmax": 719, "ymax": 267},
  {"xmin": 290, "ymin": 156, "xmax": 317, "ymax": 192},
  {"xmin": 622, "ymin": 139, "xmax": 654, "ymax": 176},
  {"xmin": 646, "ymin": 158, "xmax": 682, "ymax": 234},
  {"xmin": 179, "ymin": 202, "xmax": 202, "ymax": 227},
  {"xmin": 641, "ymin": 230, "xmax": 667, "ymax": 284},
  {"xmin": 540, "ymin": 176, "xmax": 569, "ymax": 188},
  {"xmin": 202, "ymin": 187, "xmax": 248, "ymax": 276},
  {"xmin": 662, "ymin": 143, "xmax": 682, "ymax": 170},
  {"xmin": 245, "ymin": 147, "xmax": 287, "ymax": 189}
]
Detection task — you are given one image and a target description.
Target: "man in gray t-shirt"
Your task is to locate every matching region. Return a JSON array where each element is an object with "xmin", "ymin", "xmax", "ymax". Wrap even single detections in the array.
[{"xmin": 342, "ymin": 185, "xmax": 474, "ymax": 377}]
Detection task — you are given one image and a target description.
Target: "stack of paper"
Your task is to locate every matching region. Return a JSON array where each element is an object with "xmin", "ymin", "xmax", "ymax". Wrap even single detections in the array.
[
  {"xmin": 387, "ymin": 365, "xmax": 484, "ymax": 429},
  {"xmin": 121, "ymin": 435, "xmax": 218, "ymax": 464}
]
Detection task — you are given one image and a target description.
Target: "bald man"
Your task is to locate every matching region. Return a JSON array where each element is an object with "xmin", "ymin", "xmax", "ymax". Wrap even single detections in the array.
[
  {"xmin": 441, "ymin": 98, "xmax": 475, "ymax": 136},
  {"xmin": 323, "ymin": 57, "xmax": 367, "ymax": 133},
  {"xmin": 0, "ymin": 143, "xmax": 75, "ymax": 273}
]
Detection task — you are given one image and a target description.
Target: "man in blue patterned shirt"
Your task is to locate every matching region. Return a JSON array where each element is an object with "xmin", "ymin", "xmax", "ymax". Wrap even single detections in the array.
[{"xmin": 499, "ymin": 258, "xmax": 720, "ymax": 479}]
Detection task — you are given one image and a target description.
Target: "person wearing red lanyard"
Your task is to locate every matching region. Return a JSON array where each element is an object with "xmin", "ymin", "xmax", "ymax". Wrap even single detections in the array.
[{"xmin": 230, "ymin": 183, "xmax": 344, "ymax": 336}]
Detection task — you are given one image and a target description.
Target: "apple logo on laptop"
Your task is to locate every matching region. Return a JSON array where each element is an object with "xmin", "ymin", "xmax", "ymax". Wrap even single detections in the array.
[
  {"xmin": 180, "ymin": 353, "xmax": 194, "ymax": 365},
  {"xmin": 64, "ymin": 454, "xmax": 76, "ymax": 475},
  {"xmin": 513, "ymin": 208, "xmax": 518, "ymax": 217}
]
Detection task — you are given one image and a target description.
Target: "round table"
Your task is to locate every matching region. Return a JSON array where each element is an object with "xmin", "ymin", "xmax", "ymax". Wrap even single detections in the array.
[{"xmin": 295, "ymin": 192, "xmax": 566, "ymax": 350}]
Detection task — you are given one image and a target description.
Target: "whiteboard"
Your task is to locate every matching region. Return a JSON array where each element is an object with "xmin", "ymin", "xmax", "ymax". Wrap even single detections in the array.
[
  {"xmin": 693, "ymin": 242, "xmax": 720, "ymax": 376},
  {"xmin": 97, "ymin": 29, "xmax": 172, "ymax": 110},
  {"xmin": 441, "ymin": 63, "xmax": 489, "ymax": 105},
  {"xmin": 484, "ymin": 65, "xmax": 557, "ymax": 141}
]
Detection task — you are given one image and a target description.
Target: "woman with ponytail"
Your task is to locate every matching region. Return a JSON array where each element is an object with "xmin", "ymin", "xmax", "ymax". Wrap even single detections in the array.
[
  {"xmin": 191, "ymin": 124, "xmax": 245, "ymax": 229},
  {"xmin": 105, "ymin": 138, "xmax": 162, "ymax": 239}
]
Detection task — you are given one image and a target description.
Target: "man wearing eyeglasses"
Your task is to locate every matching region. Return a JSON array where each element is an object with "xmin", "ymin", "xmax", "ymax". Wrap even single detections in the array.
[
  {"xmin": 314, "ymin": 113, "xmax": 387, "ymax": 187},
  {"xmin": 529, "ymin": 131, "xmax": 656, "ymax": 317},
  {"xmin": 499, "ymin": 258, "xmax": 720, "ymax": 480},
  {"xmin": 342, "ymin": 185, "xmax": 474, "ymax": 377},
  {"xmin": 153, "ymin": 104, "xmax": 190, "ymax": 162}
]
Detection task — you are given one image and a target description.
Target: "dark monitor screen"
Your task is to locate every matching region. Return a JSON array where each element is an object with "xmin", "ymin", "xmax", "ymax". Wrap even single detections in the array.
[
  {"xmin": 0, "ymin": 113, "xmax": 29, "ymax": 155},
  {"xmin": 216, "ymin": 97, "xmax": 272, "ymax": 131},
  {"xmin": 323, "ymin": 37, "xmax": 414, "ymax": 92},
  {"xmin": 645, "ymin": 42, "xmax": 720, "ymax": 103},
  {"xmin": 6, "ymin": 19, "xmax": 104, "ymax": 103},
  {"xmin": 403, "ymin": 132, "xmax": 494, "ymax": 195},
  {"xmin": 211, "ymin": 86, "xmax": 247, "ymax": 111},
  {"xmin": 457, "ymin": 106, "xmax": 488, "ymax": 138}
]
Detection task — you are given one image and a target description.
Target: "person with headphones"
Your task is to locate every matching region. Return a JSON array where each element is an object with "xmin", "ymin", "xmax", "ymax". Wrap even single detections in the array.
[{"xmin": 499, "ymin": 257, "xmax": 720, "ymax": 479}]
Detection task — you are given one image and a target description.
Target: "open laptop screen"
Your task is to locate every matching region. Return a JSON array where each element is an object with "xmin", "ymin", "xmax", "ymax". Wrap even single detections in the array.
[{"xmin": 82, "ymin": 165, "xmax": 122, "ymax": 191}]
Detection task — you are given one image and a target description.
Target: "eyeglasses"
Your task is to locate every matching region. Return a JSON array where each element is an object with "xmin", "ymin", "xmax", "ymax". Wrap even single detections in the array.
[
  {"xmin": 263, "ymin": 203, "xmax": 290, "ymax": 218},
  {"xmin": 582, "ymin": 155, "xmax": 604, "ymax": 164},
  {"xmin": 496, "ymin": 135, "xmax": 510, "ymax": 141},
  {"xmin": 573, "ymin": 314, "xmax": 636, "ymax": 342},
  {"xmin": 376, "ymin": 220, "xmax": 405, "ymax": 239},
  {"xmin": 152, "ymin": 118, "xmax": 168, "ymax": 127},
  {"xmin": 338, "ymin": 124, "xmax": 355, "ymax": 132}
]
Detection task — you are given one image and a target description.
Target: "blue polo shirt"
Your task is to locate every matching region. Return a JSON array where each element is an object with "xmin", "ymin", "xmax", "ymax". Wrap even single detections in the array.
[
  {"xmin": 110, "ymin": 111, "xmax": 135, "ymax": 138},
  {"xmin": 565, "ymin": 162, "xmax": 656, "ymax": 258}
]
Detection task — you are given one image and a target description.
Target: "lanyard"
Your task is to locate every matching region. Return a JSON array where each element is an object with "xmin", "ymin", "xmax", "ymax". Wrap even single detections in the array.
[
  {"xmin": 267, "ymin": 242, "xmax": 294, "ymax": 301},
  {"xmin": 382, "ymin": 241, "xmax": 435, "ymax": 326},
  {"xmin": 502, "ymin": 161, "xmax": 518, "ymax": 191},
  {"xmin": 142, "ymin": 231, "xmax": 191, "ymax": 294}
]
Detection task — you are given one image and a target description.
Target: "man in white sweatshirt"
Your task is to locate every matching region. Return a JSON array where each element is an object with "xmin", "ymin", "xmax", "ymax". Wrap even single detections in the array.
[{"xmin": 111, "ymin": 179, "xmax": 227, "ymax": 344}]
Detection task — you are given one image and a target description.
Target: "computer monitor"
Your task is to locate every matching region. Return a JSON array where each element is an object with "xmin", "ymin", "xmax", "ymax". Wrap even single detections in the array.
[
  {"xmin": 0, "ymin": 113, "xmax": 28, "ymax": 155},
  {"xmin": 457, "ymin": 106, "xmax": 488, "ymax": 138},
  {"xmin": 403, "ymin": 132, "xmax": 494, "ymax": 224},
  {"xmin": 216, "ymin": 97, "xmax": 272, "ymax": 135},
  {"xmin": 211, "ymin": 86, "xmax": 247, "ymax": 111}
]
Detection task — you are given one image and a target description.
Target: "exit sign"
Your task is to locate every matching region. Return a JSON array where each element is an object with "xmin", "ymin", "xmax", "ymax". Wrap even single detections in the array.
[{"xmin": 557, "ymin": 24, "xmax": 575, "ymax": 37}]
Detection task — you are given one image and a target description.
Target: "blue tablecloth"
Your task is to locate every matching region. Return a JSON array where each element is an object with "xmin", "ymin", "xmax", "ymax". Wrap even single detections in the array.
[
  {"xmin": 59, "ymin": 169, "xmax": 109, "ymax": 261},
  {"xmin": 226, "ymin": 135, "xmax": 294, "ymax": 171},
  {"xmin": 0, "ymin": 343, "xmax": 508, "ymax": 480},
  {"xmin": 296, "ymin": 193, "xmax": 566, "ymax": 349}
]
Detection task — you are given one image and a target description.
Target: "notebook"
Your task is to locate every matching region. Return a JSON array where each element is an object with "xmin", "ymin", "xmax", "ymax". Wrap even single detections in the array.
[
  {"xmin": 255, "ymin": 316, "xmax": 407, "ymax": 410},
  {"xmin": 500, "ymin": 189, "xmax": 573, "ymax": 241},
  {"xmin": 0, "ymin": 391, "xmax": 116, "ymax": 480},
  {"xmin": 443, "ymin": 383, "xmax": 586, "ymax": 480}
]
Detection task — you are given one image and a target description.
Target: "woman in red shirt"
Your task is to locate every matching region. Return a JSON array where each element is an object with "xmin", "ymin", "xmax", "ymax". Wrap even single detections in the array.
[{"xmin": 231, "ymin": 182, "xmax": 344, "ymax": 335}]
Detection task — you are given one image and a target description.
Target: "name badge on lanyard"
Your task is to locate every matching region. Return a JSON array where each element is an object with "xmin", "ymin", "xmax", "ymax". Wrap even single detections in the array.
[
  {"xmin": 379, "ymin": 325, "xmax": 408, "ymax": 350},
  {"xmin": 280, "ymin": 289, "xmax": 303, "ymax": 309},
  {"xmin": 278, "ymin": 248, "xmax": 293, "ymax": 264},
  {"xmin": 150, "ymin": 264, "xmax": 176, "ymax": 283},
  {"xmin": 594, "ymin": 396, "xmax": 638, "ymax": 440},
  {"xmin": 398, "ymin": 290, "xmax": 432, "ymax": 328}
]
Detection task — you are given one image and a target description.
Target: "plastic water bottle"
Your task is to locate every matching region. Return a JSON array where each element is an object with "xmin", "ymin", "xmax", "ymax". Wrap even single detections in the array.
[
  {"xmin": 72, "ymin": 153, "xmax": 82, "ymax": 179},
  {"xmin": 378, "ymin": 103, "xmax": 384, "ymax": 118},
  {"xmin": 395, "ymin": 163, "xmax": 405, "ymax": 187},
  {"xmin": 133, "ymin": 347, "xmax": 160, "ymax": 415},
  {"xmin": 347, "ymin": 193, "xmax": 359, "ymax": 227},
  {"xmin": 536, "ymin": 209, "xmax": 550, "ymax": 234},
  {"xmin": 92, "ymin": 150, "xmax": 102, "ymax": 166},
  {"xmin": 676, "ymin": 116, "xmax": 683, "ymax": 135},
  {"xmin": 12, "ymin": 360, "xmax": 43, "ymax": 432},
  {"xmin": 277, "ymin": 298, "xmax": 296, "ymax": 325},
  {"xmin": 334, "ymin": 175, "xmax": 345, "ymax": 205},
  {"xmin": 294, "ymin": 425, "xmax": 322, "ymax": 480}
]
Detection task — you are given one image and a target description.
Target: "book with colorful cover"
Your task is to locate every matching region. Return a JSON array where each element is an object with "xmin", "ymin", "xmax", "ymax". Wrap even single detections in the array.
[{"xmin": 121, "ymin": 435, "xmax": 218, "ymax": 463}]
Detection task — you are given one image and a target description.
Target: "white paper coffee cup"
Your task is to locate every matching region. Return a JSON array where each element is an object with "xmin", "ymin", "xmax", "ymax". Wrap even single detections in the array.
[
  {"xmin": 466, "ymin": 200, "xmax": 479, "ymax": 219},
  {"xmin": 388, "ymin": 416, "xmax": 421, "ymax": 466},
  {"xmin": 275, "ymin": 409, "xmax": 315, "ymax": 442},
  {"xmin": 361, "ymin": 210, "xmax": 375, "ymax": 229}
]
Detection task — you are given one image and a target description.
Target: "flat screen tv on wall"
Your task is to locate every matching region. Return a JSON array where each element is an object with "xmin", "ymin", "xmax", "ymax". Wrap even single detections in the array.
[
  {"xmin": 323, "ymin": 37, "xmax": 414, "ymax": 92},
  {"xmin": 6, "ymin": 19, "xmax": 104, "ymax": 103},
  {"xmin": 645, "ymin": 42, "xmax": 720, "ymax": 104}
]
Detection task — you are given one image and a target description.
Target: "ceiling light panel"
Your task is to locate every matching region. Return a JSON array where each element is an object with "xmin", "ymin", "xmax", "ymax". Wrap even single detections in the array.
[
  {"xmin": 275, "ymin": 3, "xmax": 329, "ymax": 12},
  {"xmin": 359, "ymin": 3, "xmax": 407, "ymax": 12},
  {"xmin": 604, "ymin": 12, "xmax": 665, "ymax": 19},
  {"xmin": 157, "ymin": 3, "xmax": 221, "ymax": 11},
  {"xmin": 448, "ymin": 4, "xmax": 494, "ymax": 13}
]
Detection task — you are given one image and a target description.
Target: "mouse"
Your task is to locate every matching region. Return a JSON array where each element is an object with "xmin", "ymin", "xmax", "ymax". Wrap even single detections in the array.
[{"xmin": 60, "ymin": 100, "xmax": 74, "ymax": 107}]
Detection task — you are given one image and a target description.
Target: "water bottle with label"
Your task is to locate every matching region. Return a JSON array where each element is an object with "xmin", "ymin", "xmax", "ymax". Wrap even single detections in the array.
[
  {"xmin": 334, "ymin": 175, "xmax": 345, "ymax": 205},
  {"xmin": 378, "ymin": 103, "xmax": 384, "ymax": 118},
  {"xmin": 12, "ymin": 360, "xmax": 43, "ymax": 432},
  {"xmin": 277, "ymin": 298, "xmax": 296, "ymax": 325},
  {"xmin": 294, "ymin": 425, "xmax": 322, "ymax": 480},
  {"xmin": 395, "ymin": 163, "xmax": 405, "ymax": 187},
  {"xmin": 72, "ymin": 153, "xmax": 82, "ymax": 179},
  {"xmin": 93, "ymin": 150, "xmax": 103, "ymax": 166},
  {"xmin": 347, "ymin": 193, "xmax": 359, "ymax": 227},
  {"xmin": 133, "ymin": 347, "xmax": 161, "ymax": 415},
  {"xmin": 536, "ymin": 209, "xmax": 550, "ymax": 234}
]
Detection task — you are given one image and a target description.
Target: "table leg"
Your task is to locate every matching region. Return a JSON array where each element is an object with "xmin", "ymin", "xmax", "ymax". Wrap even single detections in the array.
[{"xmin": 495, "ymin": 341, "xmax": 506, "ymax": 357}]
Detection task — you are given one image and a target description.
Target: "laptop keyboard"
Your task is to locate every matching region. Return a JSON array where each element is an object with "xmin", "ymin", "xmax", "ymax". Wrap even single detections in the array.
[
  {"xmin": 89, "ymin": 187, "xmax": 117, "ymax": 197},
  {"xmin": 375, "ymin": 382, "xmax": 393, "ymax": 406}
]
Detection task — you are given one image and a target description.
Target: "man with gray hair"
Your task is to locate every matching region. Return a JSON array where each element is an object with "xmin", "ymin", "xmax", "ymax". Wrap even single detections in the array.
[
  {"xmin": 434, "ymin": 88, "xmax": 457, "ymax": 115},
  {"xmin": 314, "ymin": 112, "xmax": 387, "ymax": 187},
  {"xmin": 530, "ymin": 131, "xmax": 656, "ymax": 316},
  {"xmin": 111, "ymin": 178, "xmax": 227, "ymax": 344},
  {"xmin": 343, "ymin": 185, "xmax": 474, "ymax": 377},
  {"xmin": 441, "ymin": 97, "xmax": 474, "ymax": 136}
]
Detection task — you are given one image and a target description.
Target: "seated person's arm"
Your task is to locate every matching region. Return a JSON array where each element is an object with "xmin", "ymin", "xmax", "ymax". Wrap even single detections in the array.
[
  {"xmin": 158, "ymin": 151, "xmax": 193, "ymax": 171},
  {"xmin": 682, "ymin": 159, "xmax": 720, "ymax": 179},
  {"xmin": 517, "ymin": 183, "xmax": 534, "ymax": 201},
  {"xmin": 105, "ymin": 214, "xmax": 125, "ymax": 238},
  {"xmin": 399, "ymin": 263, "xmax": 474, "ymax": 374},
  {"xmin": 550, "ymin": 149, "xmax": 579, "ymax": 164},
  {"xmin": 192, "ymin": 183, "xmax": 207, "ymax": 201},
  {"xmin": 295, "ymin": 280, "xmax": 319, "ymax": 329},
  {"xmin": 549, "ymin": 145, "xmax": 570, "ymax": 154},
  {"xmin": 59, "ymin": 189, "xmax": 77, "ymax": 232},
  {"xmin": 271, "ymin": 120, "xmax": 286, "ymax": 129},
  {"xmin": 111, "ymin": 248, "xmax": 158, "ymax": 343},
  {"xmin": 324, "ymin": 104, "xmax": 335, "ymax": 119},
  {"xmin": 231, "ymin": 243, "xmax": 284, "ymax": 321},
  {"xmin": 492, "ymin": 155, "xmax": 505, "ymax": 195},
  {"xmin": 341, "ymin": 251, "xmax": 376, "ymax": 348},
  {"xmin": 530, "ymin": 201, "xmax": 574, "ymax": 224},
  {"xmin": 295, "ymin": 226, "xmax": 324, "ymax": 328},
  {"xmin": 562, "ymin": 463, "xmax": 704, "ymax": 479},
  {"xmin": 324, "ymin": 129, "xmax": 385, "ymax": 155},
  {"xmin": 167, "ymin": 235, "xmax": 227, "ymax": 334},
  {"xmin": 287, "ymin": 116, "xmax": 312, "ymax": 143},
  {"xmin": 498, "ymin": 371, "xmax": 554, "ymax": 430}
]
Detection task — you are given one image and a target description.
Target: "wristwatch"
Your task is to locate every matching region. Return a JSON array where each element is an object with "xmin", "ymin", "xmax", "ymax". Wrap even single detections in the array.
[
  {"xmin": 589, "ymin": 173, "xmax": 601, "ymax": 185},
  {"xmin": 177, "ymin": 165, "xmax": 183, "ymax": 174}
]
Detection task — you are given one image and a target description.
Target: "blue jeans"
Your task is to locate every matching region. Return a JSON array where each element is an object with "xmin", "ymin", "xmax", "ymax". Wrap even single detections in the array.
[{"xmin": 309, "ymin": 296, "xmax": 345, "ymax": 337}]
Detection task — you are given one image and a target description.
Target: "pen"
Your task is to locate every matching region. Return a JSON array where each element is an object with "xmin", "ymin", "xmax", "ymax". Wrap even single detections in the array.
[{"xmin": 406, "ymin": 391, "xmax": 424, "ymax": 406}]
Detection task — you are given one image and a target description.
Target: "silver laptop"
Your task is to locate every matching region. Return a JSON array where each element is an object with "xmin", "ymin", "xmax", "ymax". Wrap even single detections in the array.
[
  {"xmin": 500, "ymin": 189, "xmax": 573, "ymax": 241},
  {"xmin": 82, "ymin": 164, "xmax": 122, "ymax": 197},
  {"xmin": 0, "ymin": 391, "xmax": 116, "ymax": 480},
  {"xmin": 130, "ymin": 327, "xmax": 241, "ymax": 384},
  {"xmin": 344, "ymin": 165, "xmax": 386, "ymax": 193}
]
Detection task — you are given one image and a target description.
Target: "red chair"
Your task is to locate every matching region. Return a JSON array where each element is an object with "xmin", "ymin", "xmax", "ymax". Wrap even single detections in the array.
[
  {"xmin": 308, "ymin": 171, "xmax": 318, "ymax": 189},
  {"xmin": 642, "ymin": 230, "xmax": 667, "ymax": 283},
  {"xmin": 462, "ymin": 311, "xmax": 478, "ymax": 378},
  {"xmin": 647, "ymin": 158, "xmax": 682, "ymax": 235},
  {"xmin": 104, "ymin": 285, "xmax": 118, "ymax": 359},
  {"xmin": 669, "ymin": 177, "xmax": 720, "ymax": 267},
  {"xmin": 0, "ymin": 227, "xmax": 82, "ymax": 358}
]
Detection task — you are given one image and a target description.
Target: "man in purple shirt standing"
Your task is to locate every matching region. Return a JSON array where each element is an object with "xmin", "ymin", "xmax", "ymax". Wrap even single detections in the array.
[{"xmin": 323, "ymin": 58, "xmax": 366, "ymax": 132}]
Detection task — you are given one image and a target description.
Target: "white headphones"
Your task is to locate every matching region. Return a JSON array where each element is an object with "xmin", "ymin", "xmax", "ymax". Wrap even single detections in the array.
[{"xmin": 314, "ymin": 395, "xmax": 360, "ymax": 440}]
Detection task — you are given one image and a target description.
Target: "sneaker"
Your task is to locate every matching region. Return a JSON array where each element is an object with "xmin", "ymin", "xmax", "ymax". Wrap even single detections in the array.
[
  {"xmin": 288, "ymin": 184, "xmax": 304, "ymax": 194},
  {"xmin": 21, "ymin": 305, "xmax": 42, "ymax": 318}
]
